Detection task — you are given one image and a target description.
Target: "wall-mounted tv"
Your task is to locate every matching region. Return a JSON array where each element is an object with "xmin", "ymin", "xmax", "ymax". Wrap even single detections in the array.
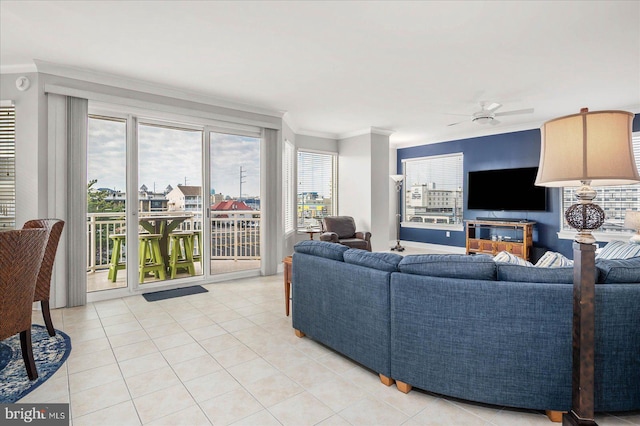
[{"xmin": 467, "ymin": 167, "xmax": 547, "ymax": 211}]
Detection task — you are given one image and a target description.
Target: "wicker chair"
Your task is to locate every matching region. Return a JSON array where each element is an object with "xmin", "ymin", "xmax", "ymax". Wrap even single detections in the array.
[
  {"xmin": 0, "ymin": 228, "xmax": 49, "ymax": 380},
  {"xmin": 22, "ymin": 219, "xmax": 65, "ymax": 336}
]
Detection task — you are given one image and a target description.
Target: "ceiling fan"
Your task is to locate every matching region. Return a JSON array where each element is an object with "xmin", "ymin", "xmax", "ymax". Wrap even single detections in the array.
[{"xmin": 447, "ymin": 102, "xmax": 534, "ymax": 127}]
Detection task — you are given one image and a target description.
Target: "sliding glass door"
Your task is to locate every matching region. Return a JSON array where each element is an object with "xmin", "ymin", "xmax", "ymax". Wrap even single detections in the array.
[
  {"xmin": 87, "ymin": 115, "xmax": 205, "ymax": 293},
  {"xmin": 209, "ymin": 131, "xmax": 261, "ymax": 275},
  {"xmin": 137, "ymin": 122, "xmax": 204, "ymax": 285},
  {"xmin": 86, "ymin": 115, "xmax": 128, "ymax": 292},
  {"xmin": 86, "ymin": 110, "xmax": 263, "ymax": 295}
]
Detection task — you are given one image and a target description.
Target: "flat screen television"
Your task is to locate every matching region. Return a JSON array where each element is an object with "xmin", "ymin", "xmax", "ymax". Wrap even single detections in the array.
[{"xmin": 467, "ymin": 167, "xmax": 547, "ymax": 211}]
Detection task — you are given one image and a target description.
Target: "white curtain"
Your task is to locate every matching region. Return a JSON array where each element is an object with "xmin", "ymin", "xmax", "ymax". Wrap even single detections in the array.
[
  {"xmin": 260, "ymin": 128, "xmax": 282, "ymax": 275},
  {"xmin": 47, "ymin": 94, "xmax": 88, "ymax": 307}
]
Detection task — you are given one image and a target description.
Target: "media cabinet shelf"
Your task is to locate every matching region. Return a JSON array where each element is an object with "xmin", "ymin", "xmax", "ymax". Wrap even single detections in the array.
[{"xmin": 465, "ymin": 220, "xmax": 536, "ymax": 261}]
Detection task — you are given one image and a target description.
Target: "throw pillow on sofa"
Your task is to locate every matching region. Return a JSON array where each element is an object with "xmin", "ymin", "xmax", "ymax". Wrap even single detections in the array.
[
  {"xmin": 496, "ymin": 263, "xmax": 574, "ymax": 284},
  {"xmin": 596, "ymin": 240, "xmax": 640, "ymax": 260},
  {"xmin": 596, "ymin": 256, "xmax": 640, "ymax": 283},
  {"xmin": 535, "ymin": 251, "xmax": 574, "ymax": 268},
  {"xmin": 493, "ymin": 251, "xmax": 533, "ymax": 267}
]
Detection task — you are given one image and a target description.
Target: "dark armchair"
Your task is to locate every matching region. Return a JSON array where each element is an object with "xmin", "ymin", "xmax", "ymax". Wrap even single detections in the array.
[{"xmin": 320, "ymin": 216, "xmax": 372, "ymax": 251}]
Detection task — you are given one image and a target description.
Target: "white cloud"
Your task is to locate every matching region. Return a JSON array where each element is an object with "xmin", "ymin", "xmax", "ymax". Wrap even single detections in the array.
[{"xmin": 88, "ymin": 118, "xmax": 261, "ymax": 198}]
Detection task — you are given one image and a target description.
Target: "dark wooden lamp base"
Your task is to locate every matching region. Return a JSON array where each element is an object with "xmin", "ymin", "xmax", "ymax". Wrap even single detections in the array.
[
  {"xmin": 565, "ymin": 242, "xmax": 598, "ymax": 426},
  {"xmin": 563, "ymin": 410, "xmax": 597, "ymax": 426}
]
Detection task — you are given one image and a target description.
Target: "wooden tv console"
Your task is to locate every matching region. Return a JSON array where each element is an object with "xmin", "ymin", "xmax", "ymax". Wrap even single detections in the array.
[{"xmin": 465, "ymin": 220, "xmax": 536, "ymax": 261}]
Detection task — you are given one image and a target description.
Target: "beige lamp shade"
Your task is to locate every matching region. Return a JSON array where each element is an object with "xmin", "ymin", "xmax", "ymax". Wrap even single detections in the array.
[
  {"xmin": 390, "ymin": 174, "xmax": 404, "ymax": 183},
  {"xmin": 535, "ymin": 110, "xmax": 639, "ymax": 187}
]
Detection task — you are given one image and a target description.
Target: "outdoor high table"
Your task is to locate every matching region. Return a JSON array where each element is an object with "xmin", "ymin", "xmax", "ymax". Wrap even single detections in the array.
[{"xmin": 138, "ymin": 213, "xmax": 194, "ymax": 274}]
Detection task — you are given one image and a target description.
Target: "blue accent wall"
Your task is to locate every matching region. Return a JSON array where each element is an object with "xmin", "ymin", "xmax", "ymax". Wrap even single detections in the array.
[{"xmin": 397, "ymin": 113, "xmax": 640, "ymax": 258}]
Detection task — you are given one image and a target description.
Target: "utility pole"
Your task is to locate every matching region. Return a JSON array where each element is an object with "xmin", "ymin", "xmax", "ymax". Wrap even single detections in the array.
[{"xmin": 239, "ymin": 166, "xmax": 246, "ymax": 201}]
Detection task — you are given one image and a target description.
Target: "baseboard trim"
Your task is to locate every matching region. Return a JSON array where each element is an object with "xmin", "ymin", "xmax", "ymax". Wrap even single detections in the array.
[{"xmin": 388, "ymin": 240, "xmax": 466, "ymax": 254}]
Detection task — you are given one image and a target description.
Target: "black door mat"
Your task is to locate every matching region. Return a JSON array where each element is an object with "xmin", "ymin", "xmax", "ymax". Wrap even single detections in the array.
[{"xmin": 143, "ymin": 285, "xmax": 208, "ymax": 302}]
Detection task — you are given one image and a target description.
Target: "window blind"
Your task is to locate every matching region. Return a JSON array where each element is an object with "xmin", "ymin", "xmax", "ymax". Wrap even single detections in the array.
[
  {"xmin": 0, "ymin": 104, "xmax": 16, "ymax": 230},
  {"xmin": 297, "ymin": 151, "xmax": 337, "ymax": 227},
  {"xmin": 562, "ymin": 133, "xmax": 640, "ymax": 232},
  {"xmin": 283, "ymin": 140, "xmax": 294, "ymax": 233}
]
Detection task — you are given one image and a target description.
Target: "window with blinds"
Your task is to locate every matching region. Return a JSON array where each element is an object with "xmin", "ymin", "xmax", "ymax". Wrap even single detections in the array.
[
  {"xmin": 0, "ymin": 104, "xmax": 16, "ymax": 230},
  {"xmin": 562, "ymin": 132, "xmax": 640, "ymax": 233},
  {"xmin": 283, "ymin": 140, "xmax": 294, "ymax": 233},
  {"xmin": 401, "ymin": 153, "xmax": 463, "ymax": 226},
  {"xmin": 297, "ymin": 151, "xmax": 337, "ymax": 228}
]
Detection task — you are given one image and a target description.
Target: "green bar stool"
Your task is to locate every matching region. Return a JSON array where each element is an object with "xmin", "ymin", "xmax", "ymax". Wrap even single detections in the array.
[
  {"xmin": 108, "ymin": 234, "xmax": 126, "ymax": 282},
  {"xmin": 168, "ymin": 231, "xmax": 196, "ymax": 279},
  {"xmin": 139, "ymin": 234, "xmax": 166, "ymax": 283},
  {"xmin": 192, "ymin": 230, "xmax": 203, "ymax": 266}
]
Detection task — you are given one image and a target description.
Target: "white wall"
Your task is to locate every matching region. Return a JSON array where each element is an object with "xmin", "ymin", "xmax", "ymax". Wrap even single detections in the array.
[
  {"xmin": 0, "ymin": 73, "xmax": 46, "ymax": 225},
  {"xmin": 296, "ymin": 134, "xmax": 338, "ymax": 153},
  {"xmin": 338, "ymin": 131, "xmax": 392, "ymax": 252},
  {"xmin": 338, "ymin": 133, "xmax": 372, "ymax": 230},
  {"xmin": 370, "ymin": 132, "xmax": 390, "ymax": 251}
]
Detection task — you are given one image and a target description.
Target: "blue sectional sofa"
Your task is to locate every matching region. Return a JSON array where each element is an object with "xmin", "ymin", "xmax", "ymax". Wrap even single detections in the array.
[{"xmin": 291, "ymin": 240, "xmax": 640, "ymax": 420}]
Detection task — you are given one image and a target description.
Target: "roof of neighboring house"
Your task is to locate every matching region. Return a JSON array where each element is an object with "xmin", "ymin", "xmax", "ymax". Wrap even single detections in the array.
[
  {"xmin": 173, "ymin": 185, "xmax": 201, "ymax": 197},
  {"xmin": 211, "ymin": 200, "xmax": 253, "ymax": 211}
]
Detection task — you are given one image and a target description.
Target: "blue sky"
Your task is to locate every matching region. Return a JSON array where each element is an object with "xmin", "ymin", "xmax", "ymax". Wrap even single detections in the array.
[{"xmin": 87, "ymin": 117, "xmax": 260, "ymax": 197}]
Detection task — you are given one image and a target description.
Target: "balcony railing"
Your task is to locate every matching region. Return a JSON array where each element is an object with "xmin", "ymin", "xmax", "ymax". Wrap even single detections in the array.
[{"xmin": 87, "ymin": 210, "xmax": 261, "ymax": 273}]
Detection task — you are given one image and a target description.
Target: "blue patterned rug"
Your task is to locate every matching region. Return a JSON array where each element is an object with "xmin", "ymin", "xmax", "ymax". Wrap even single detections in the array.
[{"xmin": 0, "ymin": 325, "xmax": 71, "ymax": 403}]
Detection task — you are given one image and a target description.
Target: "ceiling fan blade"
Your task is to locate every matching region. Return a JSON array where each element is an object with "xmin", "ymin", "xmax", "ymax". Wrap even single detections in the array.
[
  {"xmin": 447, "ymin": 120, "xmax": 466, "ymax": 127},
  {"xmin": 495, "ymin": 108, "xmax": 534, "ymax": 117},
  {"xmin": 485, "ymin": 102, "xmax": 502, "ymax": 112},
  {"xmin": 490, "ymin": 118, "xmax": 501, "ymax": 126}
]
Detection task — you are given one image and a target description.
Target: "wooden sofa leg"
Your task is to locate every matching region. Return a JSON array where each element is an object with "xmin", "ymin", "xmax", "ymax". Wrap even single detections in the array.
[
  {"xmin": 545, "ymin": 410, "xmax": 564, "ymax": 423},
  {"xmin": 396, "ymin": 381, "xmax": 412, "ymax": 394},
  {"xmin": 379, "ymin": 374, "xmax": 394, "ymax": 386},
  {"xmin": 294, "ymin": 329, "xmax": 305, "ymax": 338}
]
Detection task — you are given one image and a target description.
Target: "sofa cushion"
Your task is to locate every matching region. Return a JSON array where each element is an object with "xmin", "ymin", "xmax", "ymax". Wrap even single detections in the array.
[
  {"xmin": 535, "ymin": 251, "xmax": 574, "ymax": 268},
  {"xmin": 294, "ymin": 240, "xmax": 349, "ymax": 261},
  {"xmin": 398, "ymin": 254, "xmax": 496, "ymax": 280},
  {"xmin": 497, "ymin": 264, "xmax": 574, "ymax": 284},
  {"xmin": 596, "ymin": 240, "xmax": 640, "ymax": 260},
  {"xmin": 493, "ymin": 251, "xmax": 533, "ymax": 266},
  {"xmin": 596, "ymin": 257, "xmax": 640, "ymax": 283},
  {"xmin": 343, "ymin": 249, "xmax": 403, "ymax": 272}
]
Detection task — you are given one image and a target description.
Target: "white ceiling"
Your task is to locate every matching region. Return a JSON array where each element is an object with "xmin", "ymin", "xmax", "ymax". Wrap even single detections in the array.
[{"xmin": 1, "ymin": 1, "xmax": 639, "ymax": 146}]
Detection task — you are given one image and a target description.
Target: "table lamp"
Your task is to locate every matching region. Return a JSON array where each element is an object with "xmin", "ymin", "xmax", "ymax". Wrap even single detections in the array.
[
  {"xmin": 624, "ymin": 210, "xmax": 640, "ymax": 244},
  {"xmin": 535, "ymin": 108, "xmax": 638, "ymax": 426}
]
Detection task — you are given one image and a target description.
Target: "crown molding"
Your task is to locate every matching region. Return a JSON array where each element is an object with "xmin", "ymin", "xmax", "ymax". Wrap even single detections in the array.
[
  {"xmin": 369, "ymin": 127, "xmax": 395, "ymax": 137},
  {"xmin": 296, "ymin": 129, "xmax": 340, "ymax": 139},
  {"xmin": 338, "ymin": 127, "xmax": 395, "ymax": 140},
  {"xmin": 32, "ymin": 60, "xmax": 284, "ymax": 118},
  {"xmin": 0, "ymin": 63, "xmax": 38, "ymax": 74},
  {"xmin": 282, "ymin": 112, "xmax": 299, "ymax": 134}
]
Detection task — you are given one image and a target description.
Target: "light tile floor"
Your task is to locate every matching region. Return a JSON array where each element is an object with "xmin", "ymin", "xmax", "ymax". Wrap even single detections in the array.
[{"xmin": 21, "ymin": 274, "xmax": 640, "ymax": 425}]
